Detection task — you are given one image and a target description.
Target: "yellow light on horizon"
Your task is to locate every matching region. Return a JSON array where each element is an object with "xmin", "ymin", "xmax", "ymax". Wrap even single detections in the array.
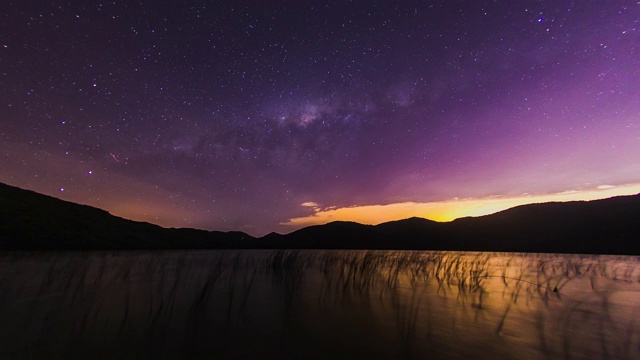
[{"xmin": 283, "ymin": 182, "xmax": 640, "ymax": 229}]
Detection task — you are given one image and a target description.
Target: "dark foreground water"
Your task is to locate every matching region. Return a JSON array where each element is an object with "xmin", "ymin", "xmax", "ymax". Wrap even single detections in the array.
[{"xmin": 0, "ymin": 250, "xmax": 639, "ymax": 359}]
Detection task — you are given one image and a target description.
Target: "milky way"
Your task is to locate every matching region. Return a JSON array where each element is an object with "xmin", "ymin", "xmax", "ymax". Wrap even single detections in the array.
[{"xmin": 2, "ymin": 2, "xmax": 639, "ymax": 235}]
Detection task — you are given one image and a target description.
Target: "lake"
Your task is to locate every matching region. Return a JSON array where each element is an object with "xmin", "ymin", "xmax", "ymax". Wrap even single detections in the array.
[{"xmin": 0, "ymin": 250, "xmax": 639, "ymax": 359}]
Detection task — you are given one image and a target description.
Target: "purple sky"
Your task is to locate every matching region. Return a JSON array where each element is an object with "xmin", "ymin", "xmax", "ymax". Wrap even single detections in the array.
[{"xmin": 2, "ymin": 1, "xmax": 639, "ymax": 236}]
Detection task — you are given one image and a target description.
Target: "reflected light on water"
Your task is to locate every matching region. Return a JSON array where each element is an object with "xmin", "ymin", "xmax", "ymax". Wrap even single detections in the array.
[{"xmin": 1, "ymin": 250, "xmax": 639, "ymax": 359}]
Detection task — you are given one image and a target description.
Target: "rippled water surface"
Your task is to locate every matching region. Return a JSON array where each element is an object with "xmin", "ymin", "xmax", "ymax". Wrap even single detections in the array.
[{"xmin": 1, "ymin": 250, "xmax": 639, "ymax": 359}]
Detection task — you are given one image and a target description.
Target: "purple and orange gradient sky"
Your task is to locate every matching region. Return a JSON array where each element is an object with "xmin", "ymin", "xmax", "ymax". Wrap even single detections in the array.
[{"xmin": 1, "ymin": 2, "xmax": 639, "ymax": 236}]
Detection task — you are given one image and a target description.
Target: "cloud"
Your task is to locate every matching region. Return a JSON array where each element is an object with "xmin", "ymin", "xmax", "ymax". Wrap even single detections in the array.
[
  {"xmin": 301, "ymin": 201, "xmax": 323, "ymax": 213},
  {"xmin": 597, "ymin": 185, "xmax": 615, "ymax": 189},
  {"xmin": 281, "ymin": 182, "xmax": 640, "ymax": 229}
]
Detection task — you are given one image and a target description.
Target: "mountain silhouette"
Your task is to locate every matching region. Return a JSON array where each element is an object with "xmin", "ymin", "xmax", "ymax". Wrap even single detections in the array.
[
  {"xmin": 1, "ymin": 182, "xmax": 639, "ymax": 254},
  {"xmin": 0, "ymin": 182, "xmax": 255, "ymax": 250}
]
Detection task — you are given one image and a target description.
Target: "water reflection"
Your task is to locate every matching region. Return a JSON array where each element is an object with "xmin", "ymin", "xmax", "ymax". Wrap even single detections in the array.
[{"xmin": 0, "ymin": 250, "xmax": 639, "ymax": 359}]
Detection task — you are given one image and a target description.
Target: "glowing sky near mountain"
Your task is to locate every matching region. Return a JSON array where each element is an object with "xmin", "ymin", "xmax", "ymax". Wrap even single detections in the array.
[{"xmin": 1, "ymin": 2, "xmax": 639, "ymax": 236}]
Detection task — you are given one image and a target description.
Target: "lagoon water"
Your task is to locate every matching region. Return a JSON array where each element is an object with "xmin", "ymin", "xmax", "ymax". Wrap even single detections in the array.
[{"xmin": 1, "ymin": 250, "xmax": 639, "ymax": 359}]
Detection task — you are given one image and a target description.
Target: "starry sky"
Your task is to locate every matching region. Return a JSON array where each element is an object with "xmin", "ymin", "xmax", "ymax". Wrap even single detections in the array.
[{"xmin": 2, "ymin": 1, "xmax": 639, "ymax": 236}]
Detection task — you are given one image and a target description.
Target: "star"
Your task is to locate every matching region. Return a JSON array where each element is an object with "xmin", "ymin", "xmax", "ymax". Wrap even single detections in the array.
[{"xmin": 0, "ymin": 1, "xmax": 638, "ymax": 236}]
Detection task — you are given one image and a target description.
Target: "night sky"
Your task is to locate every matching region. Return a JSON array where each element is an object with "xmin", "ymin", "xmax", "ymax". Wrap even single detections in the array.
[{"xmin": 2, "ymin": 1, "xmax": 639, "ymax": 236}]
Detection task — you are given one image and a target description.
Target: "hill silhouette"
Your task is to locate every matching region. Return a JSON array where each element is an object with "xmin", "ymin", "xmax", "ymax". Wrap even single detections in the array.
[
  {"xmin": 1, "ymin": 182, "xmax": 639, "ymax": 254},
  {"xmin": 0, "ymin": 182, "xmax": 255, "ymax": 250}
]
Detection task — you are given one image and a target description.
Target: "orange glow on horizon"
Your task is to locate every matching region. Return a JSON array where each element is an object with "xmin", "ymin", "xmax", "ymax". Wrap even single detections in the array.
[{"xmin": 282, "ymin": 183, "xmax": 640, "ymax": 229}]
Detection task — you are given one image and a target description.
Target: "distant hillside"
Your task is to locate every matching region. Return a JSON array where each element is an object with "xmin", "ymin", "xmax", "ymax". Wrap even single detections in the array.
[
  {"xmin": 1, "ymin": 182, "xmax": 639, "ymax": 254},
  {"xmin": 0, "ymin": 182, "xmax": 254, "ymax": 250},
  {"xmin": 274, "ymin": 197, "xmax": 640, "ymax": 254},
  {"xmin": 447, "ymin": 197, "xmax": 640, "ymax": 254}
]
